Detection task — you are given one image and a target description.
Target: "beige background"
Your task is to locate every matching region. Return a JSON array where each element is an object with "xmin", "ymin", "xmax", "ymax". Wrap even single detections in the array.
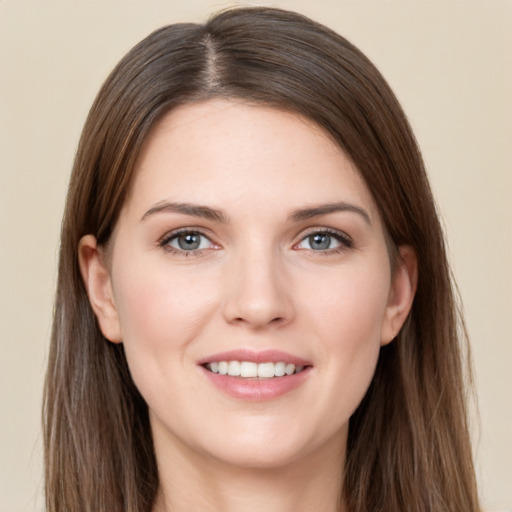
[{"xmin": 0, "ymin": 1, "xmax": 510, "ymax": 511}]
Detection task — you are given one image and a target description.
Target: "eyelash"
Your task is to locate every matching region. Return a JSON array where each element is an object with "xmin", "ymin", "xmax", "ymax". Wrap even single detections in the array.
[
  {"xmin": 158, "ymin": 227, "xmax": 353, "ymax": 256},
  {"xmin": 158, "ymin": 228, "xmax": 217, "ymax": 257},
  {"xmin": 294, "ymin": 228, "xmax": 353, "ymax": 255}
]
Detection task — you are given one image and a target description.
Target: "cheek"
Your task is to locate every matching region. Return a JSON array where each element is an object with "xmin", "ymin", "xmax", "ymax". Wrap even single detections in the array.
[
  {"xmin": 110, "ymin": 260, "xmax": 223, "ymax": 420},
  {"xmin": 307, "ymin": 261, "xmax": 391, "ymax": 346},
  {"xmin": 110, "ymin": 257, "xmax": 219, "ymax": 372},
  {"xmin": 300, "ymin": 263, "xmax": 390, "ymax": 415}
]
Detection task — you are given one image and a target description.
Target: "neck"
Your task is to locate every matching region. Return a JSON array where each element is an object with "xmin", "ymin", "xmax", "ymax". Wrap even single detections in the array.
[{"xmin": 151, "ymin": 429, "xmax": 347, "ymax": 512}]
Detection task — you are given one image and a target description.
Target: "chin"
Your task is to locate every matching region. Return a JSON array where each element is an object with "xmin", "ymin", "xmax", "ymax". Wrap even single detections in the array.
[
  {"xmin": 195, "ymin": 420, "xmax": 346, "ymax": 472},
  {"xmin": 206, "ymin": 442, "xmax": 311, "ymax": 470}
]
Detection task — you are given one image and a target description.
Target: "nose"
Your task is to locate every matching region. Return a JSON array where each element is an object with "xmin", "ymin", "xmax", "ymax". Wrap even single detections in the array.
[{"xmin": 222, "ymin": 246, "xmax": 295, "ymax": 330}]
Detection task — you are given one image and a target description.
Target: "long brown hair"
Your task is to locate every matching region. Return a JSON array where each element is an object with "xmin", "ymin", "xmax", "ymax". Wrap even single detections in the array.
[{"xmin": 44, "ymin": 7, "xmax": 480, "ymax": 511}]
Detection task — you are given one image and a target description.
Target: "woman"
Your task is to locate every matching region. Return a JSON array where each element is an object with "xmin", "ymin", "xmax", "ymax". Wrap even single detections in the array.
[{"xmin": 43, "ymin": 6, "xmax": 481, "ymax": 512}]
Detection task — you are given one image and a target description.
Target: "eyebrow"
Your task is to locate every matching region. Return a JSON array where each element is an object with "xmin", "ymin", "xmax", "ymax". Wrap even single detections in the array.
[
  {"xmin": 289, "ymin": 202, "xmax": 372, "ymax": 225},
  {"xmin": 141, "ymin": 200, "xmax": 371, "ymax": 226},
  {"xmin": 141, "ymin": 201, "xmax": 229, "ymax": 223}
]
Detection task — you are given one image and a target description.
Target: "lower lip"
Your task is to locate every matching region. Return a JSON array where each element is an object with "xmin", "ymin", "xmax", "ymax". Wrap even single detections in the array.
[{"xmin": 200, "ymin": 366, "xmax": 312, "ymax": 401}]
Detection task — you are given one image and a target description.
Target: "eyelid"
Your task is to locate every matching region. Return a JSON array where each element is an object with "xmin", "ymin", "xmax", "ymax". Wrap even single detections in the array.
[
  {"xmin": 158, "ymin": 227, "xmax": 220, "ymax": 255},
  {"xmin": 293, "ymin": 227, "xmax": 353, "ymax": 251}
]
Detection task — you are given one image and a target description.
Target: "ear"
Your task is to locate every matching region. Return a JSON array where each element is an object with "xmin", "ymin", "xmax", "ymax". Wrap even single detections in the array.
[
  {"xmin": 380, "ymin": 245, "xmax": 418, "ymax": 346},
  {"xmin": 78, "ymin": 235, "xmax": 122, "ymax": 343}
]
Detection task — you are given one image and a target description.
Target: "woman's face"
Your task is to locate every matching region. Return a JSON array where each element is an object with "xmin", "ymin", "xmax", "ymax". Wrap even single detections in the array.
[{"xmin": 81, "ymin": 99, "xmax": 415, "ymax": 469}]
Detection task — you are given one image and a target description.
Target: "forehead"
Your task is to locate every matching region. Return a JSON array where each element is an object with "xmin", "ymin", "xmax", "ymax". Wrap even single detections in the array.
[{"xmin": 125, "ymin": 99, "xmax": 380, "ymax": 222}]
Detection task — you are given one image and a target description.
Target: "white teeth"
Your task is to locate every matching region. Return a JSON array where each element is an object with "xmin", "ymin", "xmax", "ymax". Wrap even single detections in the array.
[
  {"xmin": 257, "ymin": 362, "xmax": 275, "ymax": 378},
  {"xmin": 274, "ymin": 362, "xmax": 286, "ymax": 377},
  {"xmin": 205, "ymin": 361, "xmax": 306, "ymax": 378},
  {"xmin": 240, "ymin": 361, "xmax": 258, "ymax": 377},
  {"xmin": 228, "ymin": 361, "xmax": 241, "ymax": 376},
  {"xmin": 218, "ymin": 361, "xmax": 228, "ymax": 375}
]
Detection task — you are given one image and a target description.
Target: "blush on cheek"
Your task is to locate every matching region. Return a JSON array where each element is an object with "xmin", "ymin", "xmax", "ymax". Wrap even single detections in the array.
[{"xmin": 115, "ymin": 264, "xmax": 220, "ymax": 357}]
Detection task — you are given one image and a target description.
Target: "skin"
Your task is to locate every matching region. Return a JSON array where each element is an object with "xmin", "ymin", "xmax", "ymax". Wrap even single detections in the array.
[{"xmin": 79, "ymin": 99, "xmax": 417, "ymax": 512}]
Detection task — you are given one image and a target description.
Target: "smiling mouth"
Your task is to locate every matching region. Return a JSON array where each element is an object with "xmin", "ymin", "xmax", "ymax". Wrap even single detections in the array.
[{"xmin": 203, "ymin": 361, "xmax": 309, "ymax": 379}]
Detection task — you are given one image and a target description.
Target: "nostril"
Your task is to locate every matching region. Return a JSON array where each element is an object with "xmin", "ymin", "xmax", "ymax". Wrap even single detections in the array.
[
  {"xmin": 232, "ymin": 316, "xmax": 286, "ymax": 327},
  {"xmin": 222, "ymin": 284, "xmax": 295, "ymax": 328}
]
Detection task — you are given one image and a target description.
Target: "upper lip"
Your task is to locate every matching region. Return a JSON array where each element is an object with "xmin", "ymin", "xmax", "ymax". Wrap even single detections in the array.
[{"xmin": 197, "ymin": 349, "xmax": 312, "ymax": 367}]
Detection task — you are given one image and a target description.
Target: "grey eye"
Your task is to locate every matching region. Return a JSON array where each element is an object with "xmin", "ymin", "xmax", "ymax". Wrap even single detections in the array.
[
  {"xmin": 309, "ymin": 233, "xmax": 332, "ymax": 250},
  {"xmin": 168, "ymin": 232, "xmax": 211, "ymax": 251},
  {"xmin": 178, "ymin": 233, "xmax": 201, "ymax": 250},
  {"xmin": 297, "ymin": 232, "xmax": 341, "ymax": 251}
]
